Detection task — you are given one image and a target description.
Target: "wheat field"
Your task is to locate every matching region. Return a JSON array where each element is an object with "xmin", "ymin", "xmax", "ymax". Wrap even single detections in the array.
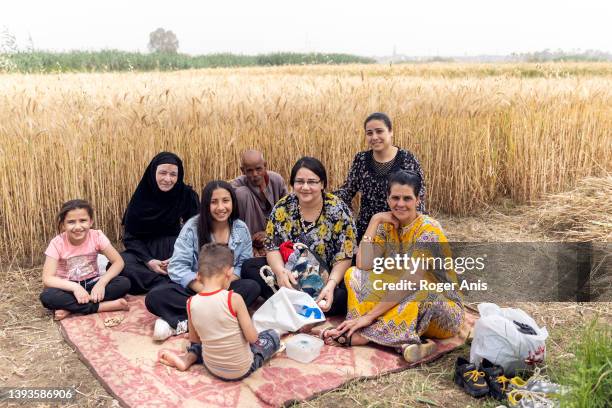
[{"xmin": 0, "ymin": 63, "xmax": 610, "ymax": 262}]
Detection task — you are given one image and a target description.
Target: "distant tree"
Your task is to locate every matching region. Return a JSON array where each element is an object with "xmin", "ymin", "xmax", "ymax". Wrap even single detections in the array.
[
  {"xmin": 0, "ymin": 27, "xmax": 17, "ymax": 72},
  {"xmin": 1, "ymin": 26, "xmax": 18, "ymax": 53},
  {"xmin": 148, "ymin": 28, "xmax": 179, "ymax": 53}
]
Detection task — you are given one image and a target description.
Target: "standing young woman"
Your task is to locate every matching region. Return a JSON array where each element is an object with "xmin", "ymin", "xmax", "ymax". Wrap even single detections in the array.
[
  {"xmin": 145, "ymin": 180, "xmax": 260, "ymax": 341},
  {"xmin": 335, "ymin": 112, "xmax": 426, "ymax": 242},
  {"xmin": 120, "ymin": 152, "xmax": 199, "ymax": 294}
]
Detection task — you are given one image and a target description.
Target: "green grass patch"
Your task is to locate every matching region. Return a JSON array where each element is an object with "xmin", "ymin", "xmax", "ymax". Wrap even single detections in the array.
[
  {"xmin": 551, "ymin": 318, "xmax": 611, "ymax": 408},
  {"xmin": 0, "ymin": 50, "xmax": 375, "ymax": 73}
]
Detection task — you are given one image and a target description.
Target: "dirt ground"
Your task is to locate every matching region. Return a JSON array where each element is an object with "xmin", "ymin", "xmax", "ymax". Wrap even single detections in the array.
[{"xmin": 0, "ymin": 207, "xmax": 609, "ymax": 408}]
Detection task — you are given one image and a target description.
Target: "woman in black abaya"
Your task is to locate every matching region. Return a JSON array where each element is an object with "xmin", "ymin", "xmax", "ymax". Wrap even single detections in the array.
[{"xmin": 120, "ymin": 152, "xmax": 199, "ymax": 294}]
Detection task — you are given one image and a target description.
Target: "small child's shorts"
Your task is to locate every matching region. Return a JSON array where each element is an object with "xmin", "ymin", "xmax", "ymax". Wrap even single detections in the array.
[
  {"xmin": 249, "ymin": 329, "xmax": 281, "ymax": 373},
  {"xmin": 188, "ymin": 329, "xmax": 281, "ymax": 380}
]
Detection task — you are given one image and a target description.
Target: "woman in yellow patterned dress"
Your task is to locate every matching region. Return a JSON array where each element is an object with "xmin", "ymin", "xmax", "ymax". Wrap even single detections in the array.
[{"xmin": 316, "ymin": 171, "xmax": 464, "ymax": 362}]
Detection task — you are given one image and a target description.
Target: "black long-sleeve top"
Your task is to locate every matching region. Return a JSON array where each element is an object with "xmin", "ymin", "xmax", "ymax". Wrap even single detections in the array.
[{"xmin": 334, "ymin": 148, "xmax": 427, "ymax": 241}]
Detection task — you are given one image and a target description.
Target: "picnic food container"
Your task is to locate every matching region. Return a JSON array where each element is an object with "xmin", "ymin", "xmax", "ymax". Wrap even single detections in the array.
[{"xmin": 286, "ymin": 334, "xmax": 324, "ymax": 363}]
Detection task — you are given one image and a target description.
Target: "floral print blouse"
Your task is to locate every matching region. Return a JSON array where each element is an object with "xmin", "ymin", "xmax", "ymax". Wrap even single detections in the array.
[
  {"xmin": 334, "ymin": 148, "xmax": 426, "ymax": 241},
  {"xmin": 264, "ymin": 192, "xmax": 358, "ymax": 269}
]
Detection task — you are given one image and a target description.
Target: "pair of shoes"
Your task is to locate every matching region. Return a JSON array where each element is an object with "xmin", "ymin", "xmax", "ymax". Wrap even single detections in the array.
[
  {"xmin": 481, "ymin": 359, "xmax": 562, "ymax": 406},
  {"xmin": 402, "ymin": 339, "xmax": 436, "ymax": 363},
  {"xmin": 153, "ymin": 318, "xmax": 188, "ymax": 341},
  {"xmin": 454, "ymin": 357, "xmax": 489, "ymax": 398}
]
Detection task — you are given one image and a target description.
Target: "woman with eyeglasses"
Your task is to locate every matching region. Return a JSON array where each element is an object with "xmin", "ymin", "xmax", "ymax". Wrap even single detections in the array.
[
  {"xmin": 120, "ymin": 152, "xmax": 199, "ymax": 294},
  {"xmin": 335, "ymin": 112, "xmax": 427, "ymax": 242},
  {"xmin": 242, "ymin": 156, "xmax": 357, "ymax": 316}
]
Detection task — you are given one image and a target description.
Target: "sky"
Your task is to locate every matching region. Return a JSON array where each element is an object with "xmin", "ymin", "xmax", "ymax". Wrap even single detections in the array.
[{"xmin": 2, "ymin": 0, "xmax": 611, "ymax": 56}]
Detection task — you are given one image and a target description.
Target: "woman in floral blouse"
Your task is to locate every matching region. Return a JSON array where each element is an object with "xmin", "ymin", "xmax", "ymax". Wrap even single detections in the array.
[
  {"xmin": 242, "ymin": 157, "xmax": 357, "ymax": 316},
  {"xmin": 335, "ymin": 112, "xmax": 426, "ymax": 242}
]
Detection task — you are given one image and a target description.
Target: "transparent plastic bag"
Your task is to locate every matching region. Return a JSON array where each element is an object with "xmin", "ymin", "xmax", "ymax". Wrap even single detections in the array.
[{"xmin": 470, "ymin": 303, "xmax": 548, "ymax": 375}]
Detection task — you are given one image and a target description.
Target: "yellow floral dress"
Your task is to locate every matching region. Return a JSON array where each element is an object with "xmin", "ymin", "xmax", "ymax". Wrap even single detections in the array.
[{"xmin": 345, "ymin": 215, "xmax": 464, "ymax": 346}]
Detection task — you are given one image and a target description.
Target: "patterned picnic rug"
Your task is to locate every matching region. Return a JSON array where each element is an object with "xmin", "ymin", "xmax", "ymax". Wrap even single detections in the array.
[{"xmin": 59, "ymin": 295, "xmax": 476, "ymax": 407}]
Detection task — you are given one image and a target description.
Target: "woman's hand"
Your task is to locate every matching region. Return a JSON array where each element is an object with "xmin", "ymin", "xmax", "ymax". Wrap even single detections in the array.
[
  {"xmin": 336, "ymin": 314, "xmax": 376, "ymax": 337},
  {"xmin": 372, "ymin": 212, "xmax": 400, "ymax": 230},
  {"xmin": 276, "ymin": 268, "xmax": 297, "ymax": 289},
  {"xmin": 316, "ymin": 281, "xmax": 336, "ymax": 312},
  {"xmin": 90, "ymin": 282, "xmax": 106, "ymax": 303},
  {"xmin": 147, "ymin": 259, "xmax": 168, "ymax": 275},
  {"xmin": 73, "ymin": 285, "xmax": 90, "ymax": 304}
]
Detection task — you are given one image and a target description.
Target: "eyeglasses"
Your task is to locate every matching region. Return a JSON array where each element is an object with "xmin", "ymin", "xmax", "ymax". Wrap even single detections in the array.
[{"xmin": 294, "ymin": 179, "xmax": 321, "ymax": 187}]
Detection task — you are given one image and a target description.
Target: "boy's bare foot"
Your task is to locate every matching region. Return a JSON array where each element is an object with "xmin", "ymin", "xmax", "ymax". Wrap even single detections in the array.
[
  {"xmin": 54, "ymin": 309, "xmax": 71, "ymax": 321},
  {"xmin": 98, "ymin": 298, "xmax": 130, "ymax": 313},
  {"xmin": 158, "ymin": 350, "xmax": 192, "ymax": 371}
]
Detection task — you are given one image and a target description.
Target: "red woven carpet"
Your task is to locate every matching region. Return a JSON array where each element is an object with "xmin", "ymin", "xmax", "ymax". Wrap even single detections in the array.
[{"xmin": 59, "ymin": 295, "xmax": 476, "ymax": 407}]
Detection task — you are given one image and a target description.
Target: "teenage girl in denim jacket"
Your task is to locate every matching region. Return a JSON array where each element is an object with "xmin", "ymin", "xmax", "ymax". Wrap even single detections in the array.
[{"xmin": 145, "ymin": 180, "xmax": 261, "ymax": 341}]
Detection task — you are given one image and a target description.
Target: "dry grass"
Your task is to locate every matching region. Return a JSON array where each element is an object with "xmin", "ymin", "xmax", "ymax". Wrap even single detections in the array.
[
  {"xmin": 0, "ymin": 266, "xmax": 114, "ymax": 407},
  {"xmin": 0, "ymin": 64, "xmax": 611, "ymax": 263},
  {"xmin": 526, "ymin": 175, "xmax": 612, "ymax": 242},
  {"xmin": 210, "ymin": 62, "xmax": 612, "ymax": 78}
]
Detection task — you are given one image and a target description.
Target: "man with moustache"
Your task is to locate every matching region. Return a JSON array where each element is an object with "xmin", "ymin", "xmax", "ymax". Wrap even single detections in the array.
[{"xmin": 232, "ymin": 150, "xmax": 288, "ymax": 254}]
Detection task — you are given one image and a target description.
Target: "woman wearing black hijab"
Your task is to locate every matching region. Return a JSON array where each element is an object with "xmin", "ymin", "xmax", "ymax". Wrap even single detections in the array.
[{"xmin": 120, "ymin": 152, "xmax": 199, "ymax": 294}]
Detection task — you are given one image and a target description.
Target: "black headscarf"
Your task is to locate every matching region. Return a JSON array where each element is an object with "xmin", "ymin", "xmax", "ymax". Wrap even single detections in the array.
[{"xmin": 123, "ymin": 152, "xmax": 199, "ymax": 237}]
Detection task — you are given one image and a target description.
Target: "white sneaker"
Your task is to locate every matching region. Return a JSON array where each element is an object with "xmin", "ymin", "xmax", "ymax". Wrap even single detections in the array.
[
  {"xmin": 175, "ymin": 319, "xmax": 188, "ymax": 335},
  {"xmin": 507, "ymin": 389, "xmax": 559, "ymax": 408},
  {"xmin": 153, "ymin": 318, "xmax": 175, "ymax": 341}
]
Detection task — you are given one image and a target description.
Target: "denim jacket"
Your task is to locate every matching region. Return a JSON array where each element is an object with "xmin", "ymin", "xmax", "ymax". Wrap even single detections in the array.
[{"xmin": 168, "ymin": 215, "xmax": 253, "ymax": 288}]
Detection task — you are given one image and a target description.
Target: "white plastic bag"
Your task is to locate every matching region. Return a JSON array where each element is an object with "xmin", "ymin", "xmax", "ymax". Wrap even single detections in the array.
[
  {"xmin": 470, "ymin": 303, "xmax": 548, "ymax": 375},
  {"xmin": 252, "ymin": 287, "xmax": 326, "ymax": 335}
]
